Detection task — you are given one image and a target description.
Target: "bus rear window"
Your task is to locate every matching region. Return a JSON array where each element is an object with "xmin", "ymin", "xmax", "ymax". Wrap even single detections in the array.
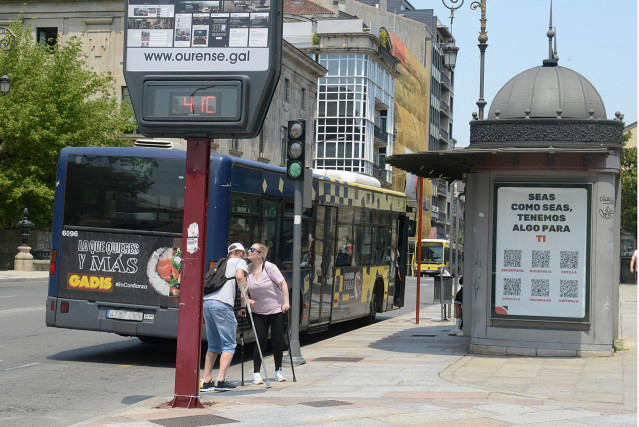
[{"xmin": 63, "ymin": 155, "xmax": 185, "ymax": 234}]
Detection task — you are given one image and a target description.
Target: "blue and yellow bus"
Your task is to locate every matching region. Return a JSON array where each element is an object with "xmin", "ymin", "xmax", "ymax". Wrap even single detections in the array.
[{"xmin": 46, "ymin": 147, "xmax": 408, "ymax": 340}]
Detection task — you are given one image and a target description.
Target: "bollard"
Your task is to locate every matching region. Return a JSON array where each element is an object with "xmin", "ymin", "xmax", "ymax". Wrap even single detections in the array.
[{"xmin": 14, "ymin": 208, "xmax": 34, "ymax": 271}]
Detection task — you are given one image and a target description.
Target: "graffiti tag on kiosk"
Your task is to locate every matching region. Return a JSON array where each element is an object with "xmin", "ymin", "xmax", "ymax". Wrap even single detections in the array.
[{"xmin": 67, "ymin": 273, "xmax": 114, "ymax": 292}]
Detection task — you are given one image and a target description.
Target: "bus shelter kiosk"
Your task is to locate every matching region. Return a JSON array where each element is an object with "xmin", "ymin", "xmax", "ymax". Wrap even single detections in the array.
[
  {"xmin": 386, "ymin": 55, "xmax": 624, "ymax": 357},
  {"xmin": 123, "ymin": 0, "xmax": 283, "ymax": 408}
]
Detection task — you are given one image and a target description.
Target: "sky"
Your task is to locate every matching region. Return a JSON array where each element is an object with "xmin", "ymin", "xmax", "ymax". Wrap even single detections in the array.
[{"xmin": 410, "ymin": 0, "xmax": 638, "ymax": 147}]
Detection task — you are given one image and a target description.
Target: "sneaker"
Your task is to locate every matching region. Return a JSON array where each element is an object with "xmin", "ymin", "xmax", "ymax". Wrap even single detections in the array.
[
  {"xmin": 275, "ymin": 369, "xmax": 286, "ymax": 382},
  {"xmin": 200, "ymin": 379, "xmax": 215, "ymax": 392},
  {"xmin": 456, "ymin": 330, "xmax": 465, "ymax": 337},
  {"xmin": 214, "ymin": 379, "xmax": 236, "ymax": 391},
  {"xmin": 448, "ymin": 328, "xmax": 461, "ymax": 336},
  {"xmin": 252, "ymin": 372, "xmax": 263, "ymax": 385}
]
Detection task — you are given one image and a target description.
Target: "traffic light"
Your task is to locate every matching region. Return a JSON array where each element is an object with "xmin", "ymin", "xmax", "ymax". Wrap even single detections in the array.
[{"xmin": 286, "ymin": 119, "xmax": 306, "ymax": 180}]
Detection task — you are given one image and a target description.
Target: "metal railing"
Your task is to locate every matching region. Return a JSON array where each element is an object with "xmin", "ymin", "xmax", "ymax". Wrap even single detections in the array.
[
  {"xmin": 439, "ymin": 127, "xmax": 449, "ymax": 141},
  {"xmin": 441, "ymin": 72, "xmax": 451, "ymax": 88},
  {"xmin": 32, "ymin": 249, "xmax": 51, "ymax": 260},
  {"xmin": 374, "ymin": 125, "xmax": 388, "ymax": 142}
]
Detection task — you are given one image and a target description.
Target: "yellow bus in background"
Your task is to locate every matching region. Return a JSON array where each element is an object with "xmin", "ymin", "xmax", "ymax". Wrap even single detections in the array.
[{"xmin": 412, "ymin": 238, "xmax": 450, "ymax": 276}]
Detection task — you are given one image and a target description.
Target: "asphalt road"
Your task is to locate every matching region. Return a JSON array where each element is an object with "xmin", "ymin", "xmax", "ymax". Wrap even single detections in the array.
[{"xmin": 0, "ymin": 276, "xmax": 439, "ymax": 426}]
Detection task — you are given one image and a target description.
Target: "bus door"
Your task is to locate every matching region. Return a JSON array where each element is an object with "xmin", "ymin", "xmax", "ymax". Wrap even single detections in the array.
[
  {"xmin": 309, "ymin": 205, "xmax": 336, "ymax": 329},
  {"xmin": 394, "ymin": 215, "xmax": 408, "ymax": 307}
]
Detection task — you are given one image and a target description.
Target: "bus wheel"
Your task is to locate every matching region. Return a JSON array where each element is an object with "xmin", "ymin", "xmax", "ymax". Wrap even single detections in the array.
[
  {"xmin": 367, "ymin": 282, "xmax": 383, "ymax": 323},
  {"xmin": 367, "ymin": 294, "xmax": 377, "ymax": 323}
]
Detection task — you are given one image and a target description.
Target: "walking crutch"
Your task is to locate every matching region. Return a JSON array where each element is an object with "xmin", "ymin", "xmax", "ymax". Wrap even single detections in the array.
[
  {"xmin": 239, "ymin": 315, "xmax": 245, "ymax": 386},
  {"xmin": 238, "ymin": 284, "xmax": 271, "ymax": 388},
  {"xmin": 283, "ymin": 314, "xmax": 297, "ymax": 382}
]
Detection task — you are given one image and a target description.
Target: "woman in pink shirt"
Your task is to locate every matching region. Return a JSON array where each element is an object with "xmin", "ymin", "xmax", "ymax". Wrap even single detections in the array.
[{"xmin": 246, "ymin": 242, "xmax": 290, "ymax": 384}]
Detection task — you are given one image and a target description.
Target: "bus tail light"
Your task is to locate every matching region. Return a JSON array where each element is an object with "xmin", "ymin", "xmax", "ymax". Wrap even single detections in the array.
[
  {"xmin": 60, "ymin": 301, "xmax": 69, "ymax": 313},
  {"xmin": 49, "ymin": 250, "xmax": 57, "ymax": 275},
  {"xmin": 50, "ymin": 300, "xmax": 55, "ymax": 311}
]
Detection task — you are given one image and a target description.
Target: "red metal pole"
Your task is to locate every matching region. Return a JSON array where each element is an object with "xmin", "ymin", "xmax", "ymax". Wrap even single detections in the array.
[
  {"xmin": 167, "ymin": 138, "xmax": 210, "ymax": 409},
  {"xmin": 416, "ymin": 177, "xmax": 423, "ymax": 324}
]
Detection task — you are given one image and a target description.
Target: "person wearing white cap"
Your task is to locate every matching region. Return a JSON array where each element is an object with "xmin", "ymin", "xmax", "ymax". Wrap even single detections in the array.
[{"xmin": 200, "ymin": 243, "xmax": 248, "ymax": 392}]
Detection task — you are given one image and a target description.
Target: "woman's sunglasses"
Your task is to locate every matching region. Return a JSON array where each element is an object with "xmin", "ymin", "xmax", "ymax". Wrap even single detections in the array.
[{"xmin": 248, "ymin": 247, "xmax": 261, "ymax": 254}]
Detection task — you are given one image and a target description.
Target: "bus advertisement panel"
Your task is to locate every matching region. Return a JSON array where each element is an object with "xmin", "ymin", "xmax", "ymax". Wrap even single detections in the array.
[{"xmin": 58, "ymin": 230, "xmax": 182, "ymax": 307}]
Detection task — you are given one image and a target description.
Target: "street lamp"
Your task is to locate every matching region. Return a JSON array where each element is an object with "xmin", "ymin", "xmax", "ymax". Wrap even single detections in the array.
[
  {"xmin": 0, "ymin": 26, "xmax": 16, "ymax": 95},
  {"xmin": 442, "ymin": 0, "xmax": 488, "ymax": 119},
  {"xmin": 443, "ymin": 41, "xmax": 459, "ymax": 69},
  {"xmin": 0, "ymin": 72, "xmax": 10, "ymax": 95}
]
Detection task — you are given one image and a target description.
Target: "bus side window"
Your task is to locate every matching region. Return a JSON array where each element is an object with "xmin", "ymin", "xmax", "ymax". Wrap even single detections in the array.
[{"xmin": 354, "ymin": 225, "xmax": 371, "ymax": 265}]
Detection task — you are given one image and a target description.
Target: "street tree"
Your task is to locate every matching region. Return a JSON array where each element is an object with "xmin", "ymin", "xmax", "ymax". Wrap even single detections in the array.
[
  {"xmin": 0, "ymin": 18, "xmax": 135, "ymax": 230},
  {"xmin": 621, "ymin": 131, "xmax": 637, "ymax": 238}
]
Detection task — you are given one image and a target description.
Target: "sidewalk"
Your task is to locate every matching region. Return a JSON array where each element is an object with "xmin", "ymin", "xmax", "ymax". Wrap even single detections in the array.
[
  {"xmin": 81, "ymin": 284, "xmax": 636, "ymax": 426},
  {"xmin": 0, "ymin": 269, "xmax": 49, "ymax": 282}
]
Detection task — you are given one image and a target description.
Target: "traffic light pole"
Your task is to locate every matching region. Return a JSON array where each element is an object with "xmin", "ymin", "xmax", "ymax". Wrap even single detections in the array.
[{"xmin": 289, "ymin": 179, "xmax": 306, "ymax": 364}]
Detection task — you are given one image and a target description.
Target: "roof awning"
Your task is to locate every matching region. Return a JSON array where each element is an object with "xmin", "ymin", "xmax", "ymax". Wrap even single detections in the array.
[{"xmin": 384, "ymin": 146, "xmax": 616, "ymax": 181}]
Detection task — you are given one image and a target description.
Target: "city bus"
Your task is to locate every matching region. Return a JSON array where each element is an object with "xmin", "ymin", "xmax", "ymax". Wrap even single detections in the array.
[
  {"xmin": 46, "ymin": 147, "xmax": 408, "ymax": 341},
  {"xmin": 412, "ymin": 238, "xmax": 460, "ymax": 276}
]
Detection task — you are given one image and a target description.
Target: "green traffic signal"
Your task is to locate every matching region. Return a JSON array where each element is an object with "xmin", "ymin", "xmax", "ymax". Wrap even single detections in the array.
[
  {"xmin": 287, "ymin": 119, "xmax": 306, "ymax": 180},
  {"xmin": 287, "ymin": 161, "xmax": 303, "ymax": 178}
]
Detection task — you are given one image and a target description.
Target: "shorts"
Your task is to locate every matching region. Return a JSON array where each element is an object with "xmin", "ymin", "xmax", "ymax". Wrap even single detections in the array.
[
  {"xmin": 203, "ymin": 299, "xmax": 237, "ymax": 354},
  {"xmin": 454, "ymin": 287, "xmax": 463, "ymax": 305}
]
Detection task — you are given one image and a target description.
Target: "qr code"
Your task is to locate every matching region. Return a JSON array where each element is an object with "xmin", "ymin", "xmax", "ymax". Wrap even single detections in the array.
[
  {"xmin": 560, "ymin": 280, "xmax": 579, "ymax": 298},
  {"xmin": 504, "ymin": 249, "xmax": 522, "ymax": 267},
  {"xmin": 503, "ymin": 277, "xmax": 522, "ymax": 296},
  {"xmin": 560, "ymin": 251, "xmax": 579, "ymax": 269},
  {"xmin": 531, "ymin": 250, "xmax": 550, "ymax": 268},
  {"xmin": 531, "ymin": 279, "xmax": 550, "ymax": 297}
]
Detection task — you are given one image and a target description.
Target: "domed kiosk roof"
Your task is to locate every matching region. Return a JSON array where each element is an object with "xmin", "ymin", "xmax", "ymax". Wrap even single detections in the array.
[{"xmin": 487, "ymin": 64, "xmax": 607, "ymax": 120}]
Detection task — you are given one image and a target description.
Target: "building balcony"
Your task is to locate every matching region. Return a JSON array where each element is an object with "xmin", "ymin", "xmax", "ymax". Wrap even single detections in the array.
[
  {"xmin": 372, "ymin": 165, "xmax": 391, "ymax": 188},
  {"xmin": 440, "ymin": 72, "xmax": 451, "ymax": 90},
  {"xmin": 439, "ymin": 127, "xmax": 449, "ymax": 142},
  {"xmin": 374, "ymin": 125, "xmax": 388, "ymax": 146},
  {"xmin": 439, "ymin": 100, "xmax": 450, "ymax": 117},
  {"xmin": 377, "ymin": 45, "xmax": 397, "ymax": 69}
]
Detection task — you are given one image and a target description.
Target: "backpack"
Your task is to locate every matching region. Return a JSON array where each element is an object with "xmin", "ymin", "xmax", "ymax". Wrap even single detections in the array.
[{"xmin": 204, "ymin": 257, "xmax": 233, "ymax": 295}]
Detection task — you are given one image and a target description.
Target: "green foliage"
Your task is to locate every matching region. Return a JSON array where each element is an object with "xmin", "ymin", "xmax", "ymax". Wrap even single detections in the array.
[
  {"xmin": 312, "ymin": 32, "xmax": 320, "ymax": 45},
  {"xmin": 621, "ymin": 131, "xmax": 637, "ymax": 237},
  {"xmin": 0, "ymin": 18, "xmax": 135, "ymax": 230},
  {"xmin": 379, "ymin": 29, "xmax": 390, "ymax": 50}
]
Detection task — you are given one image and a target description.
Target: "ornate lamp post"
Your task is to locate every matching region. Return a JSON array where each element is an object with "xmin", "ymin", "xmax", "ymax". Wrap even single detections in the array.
[
  {"xmin": 442, "ymin": 0, "xmax": 488, "ymax": 119},
  {"xmin": 0, "ymin": 26, "xmax": 16, "ymax": 95}
]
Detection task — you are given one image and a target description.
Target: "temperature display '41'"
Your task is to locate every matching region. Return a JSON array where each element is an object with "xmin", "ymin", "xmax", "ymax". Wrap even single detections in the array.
[{"xmin": 172, "ymin": 94, "xmax": 219, "ymax": 116}]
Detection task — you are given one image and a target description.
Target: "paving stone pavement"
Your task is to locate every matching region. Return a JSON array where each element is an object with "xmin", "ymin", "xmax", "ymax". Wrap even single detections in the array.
[
  {"xmin": 2, "ymin": 270, "xmax": 634, "ymax": 425},
  {"xmin": 78, "ymin": 284, "xmax": 636, "ymax": 426}
]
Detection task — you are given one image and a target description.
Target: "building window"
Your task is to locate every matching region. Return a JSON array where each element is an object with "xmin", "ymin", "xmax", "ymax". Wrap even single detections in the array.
[
  {"xmin": 37, "ymin": 27, "xmax": 58, "ymax": 48},
  {"xmin": 231, "ymin": 138, "xmax": 240, "ymax": 151},
  {"xmin": 259, "ymin": 131, "xmax": 266, "ymax": 156},
  {"xmin": 284, "ymin": 78, "xmax": 290, "ymax": 102},
  {"xmin": 301, "ymin": 88, "xmax": 306, "ymax": 110},
  {"xmin": 281, "ymin": 126, "xmax": 287, "ymax": 165},
  {"xmin": 121, "ymin": 87, "xmax": 140, "ymax": 134}
]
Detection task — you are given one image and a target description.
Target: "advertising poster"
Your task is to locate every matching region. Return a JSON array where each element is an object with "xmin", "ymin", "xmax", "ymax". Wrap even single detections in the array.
[
  {"xmin": 340, "ymin": 267, "xmax": 363, "ymax": 301},
  {"xmin": 126, "ymin": 0, "xmax": 271, "ymax": 71},
  {"xmin": 492, "ymin": 184, "xmax": 590, "ymax": 322},
  {"xmin": 248, "ymin": 13, "xmax": 269, "ymax": 47},
  {"xmin": 210, "ymin": 13, "xmax": 230, "ymax": 46},
  {"xmin": 174, "ymin": 14, "xmax": 193, "ymax": 47},
  {"xmin": 58, "ymin": 230, "xmax": 183, "ymax": 308}
]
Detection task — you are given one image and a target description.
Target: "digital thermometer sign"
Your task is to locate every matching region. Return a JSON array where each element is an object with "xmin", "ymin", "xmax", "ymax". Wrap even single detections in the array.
[
  {"xmin": 172, "ymin": 94, "xmax": 218, "ymax": 116},
  {"xmin": 143, "ymin": 81, "xmax": 242, "ymax": 121},
  {"xmin": 123, "ymin": 0, "xmax": 282, "ymax": 138}
]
